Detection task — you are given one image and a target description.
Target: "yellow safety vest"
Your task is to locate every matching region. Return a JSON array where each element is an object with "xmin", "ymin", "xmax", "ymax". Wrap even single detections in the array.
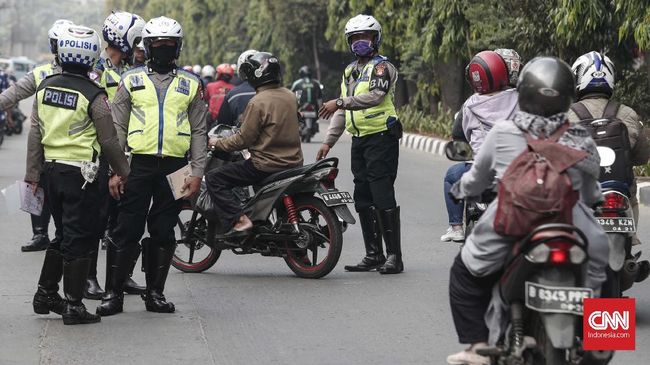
[
  {"xmin": 33, "ymin": 63, "xmax": 57, "ymax": 88},
  {"xmin": 340, "ymin": 57, "xmax": 398, "ymax": 137},
  {"xmin": 122, "ymin": 68, "xmax": 199, "ymax": 158},
  {"xmin": 36, "ymin": 74, "xmax": 104, "ymax": 162},
  {"xmin": 100, "ymin": 68, "xmax": 122, "ymax": 102}
]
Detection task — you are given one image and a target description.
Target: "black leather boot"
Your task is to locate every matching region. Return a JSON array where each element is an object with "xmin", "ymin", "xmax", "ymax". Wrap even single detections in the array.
[
  {"xmin": 344, "ymin": 207, "xmax": 386, "ymax": 272},
  {"xmin": 377, "ymin": 207, "xmax": 404, "ymax": 274},
  {"xmin": 33, "ymin": 249, "xmax": 66, "ymax": 315},
  {"xmin": 84, "ymin": 246, "xmax": 105, "ymax": 300},
  {"xmin": 144, "ymin": 244, "xmax": 176, "ymax": 313},
  {"xmin": 124, "ymin": 244, "xmax": 145, "ymax": 295},
  {"xmin": 62, "ymin": 258, "xmax": 101, "ymax": 325},
  {"xmin": 95, "ymin": 243, "xmax": 131, "ymax": 316},
  {"xmin": 22, "ymin": 214, "xmax": 50, "ymax": 252}
]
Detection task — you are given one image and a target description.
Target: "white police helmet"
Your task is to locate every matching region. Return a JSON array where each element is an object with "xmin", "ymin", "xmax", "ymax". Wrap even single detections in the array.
[
  {"xmin": 57, "ymin": 25, "xmax": 101, "ymax": 70},
  {"xmin": 102, "ymin": 11, "xmax": 146, "ymax": 56},
  {"xmin": 48, "ymin": 19, "xmax": 75, "ymax": 55},
  {"xmin": 142, "ymin": 16, "xmax": 183, "ymax": 59},
  {"xmin": 344, "ymin": 14, "xmax": 382, "ymax": 48}
]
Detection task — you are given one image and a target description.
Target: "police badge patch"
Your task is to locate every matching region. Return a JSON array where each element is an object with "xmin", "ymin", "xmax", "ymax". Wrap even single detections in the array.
[
  {"xmin": 374, "ymin": 63, "xmax": 386, "ymax": 76},
  {"xmin": 176, "ymin": 78, "xmax": 190, "ymax": 95},
  {"xmin": 130, "ymin": 75, "xmax": 145, "ymax": 91}
]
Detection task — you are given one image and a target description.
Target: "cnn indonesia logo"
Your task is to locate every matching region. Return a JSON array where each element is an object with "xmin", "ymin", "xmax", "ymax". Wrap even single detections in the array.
[{"xmin": 583, "ymin": 298, "xmax": 635, "ymax": 351}]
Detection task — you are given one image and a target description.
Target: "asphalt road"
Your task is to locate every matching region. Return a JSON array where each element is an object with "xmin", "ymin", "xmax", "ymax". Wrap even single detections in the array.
[{"xmin": 0, "ymin": 99, "xmax": 649, "ymax": 364}]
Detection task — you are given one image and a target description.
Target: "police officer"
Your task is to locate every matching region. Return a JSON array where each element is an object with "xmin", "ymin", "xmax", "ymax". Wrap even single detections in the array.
[
  {"xmin": 82, "ymin": 10, "xmax": 146, "ymax": 301},
  {"xmin": 96, "ymin": 16, "xmax": 207, "ymax": 316},
  {"xmin": 0, "ymin": 19, "xmax": 73, "ymax": 252},
  {"xmin": 133, "ymin": 41, "xmax": 146, "ymax": 67},
  {"xmin": 26, "ymin": 25, "xmax": 130, "ymax": 325},
  {"xmin": 318, "ymin": 15, "xmax": 403, "ymax": 274}
]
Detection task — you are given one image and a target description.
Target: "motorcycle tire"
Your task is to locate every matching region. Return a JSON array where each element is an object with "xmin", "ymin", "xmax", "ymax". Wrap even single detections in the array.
[
  {"xmin": 172, "ymin": 206, "xmax": 221, "ymax": 273},
  {"xmin": 531, "ymin": 313, "xmax": 569, "ymax": 365},
  {"xmin": 283, "ymin": 196, "xmax": 343, "ymax": 279},
  {"xmin": 13, "ymin": 123, "xmax": 22, "ymax": 135}
]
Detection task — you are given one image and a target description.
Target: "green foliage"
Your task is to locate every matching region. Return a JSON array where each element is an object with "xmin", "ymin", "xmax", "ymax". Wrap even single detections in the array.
[
  {"xmin": 614, "ymin": 68, "xmax": 650, "ymax": 122},
  {"xmin": 398, "ymin": 103, "xmax": 453, "ymax": 138}
]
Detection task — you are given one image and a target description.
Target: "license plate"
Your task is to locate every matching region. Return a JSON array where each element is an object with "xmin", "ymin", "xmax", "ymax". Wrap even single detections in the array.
[
  {"xmin": 301, "ymin": 111, "xmax": 317, "ymax": 118},
  {"xmin": 320, "ymin": 191, "xmax": 354, "ymax": 206},
  {"xmin": 596, "ymin": 217, "xmax": 636, "ymax": 233},
  {"xmin": 525, "ymin": 282, "xmax": 593, "ymax": 315}
]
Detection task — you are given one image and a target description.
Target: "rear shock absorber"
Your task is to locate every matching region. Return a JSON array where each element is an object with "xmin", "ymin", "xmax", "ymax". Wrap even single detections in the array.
[{"xmin": 283, "ymin": 195, "xmax": 300, "ymax": 232}]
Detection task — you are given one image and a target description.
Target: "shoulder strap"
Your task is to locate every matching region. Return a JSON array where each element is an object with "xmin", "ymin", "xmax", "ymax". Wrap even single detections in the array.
[
  {"xmin": 569, "ymin": 102, "xmax": 593, "ymax": 120},
  {"xmin": 602, "ymin": 99, "xmax": 620, "ymax": 119}
]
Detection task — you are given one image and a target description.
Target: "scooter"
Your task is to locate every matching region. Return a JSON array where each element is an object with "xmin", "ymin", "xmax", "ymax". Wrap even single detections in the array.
[{"xmin": 172, "ymin": 124, "xmax": 356, "ymax": 279}]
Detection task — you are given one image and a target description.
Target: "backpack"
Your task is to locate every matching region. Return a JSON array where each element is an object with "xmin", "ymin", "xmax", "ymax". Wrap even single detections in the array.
[
  {"xmin": 570, "ymin": 100, "xmax": 634, "ymax": 185},
  {"xmin": 494, "ymin": 123, "xmax": 587, "ymax": 237}
]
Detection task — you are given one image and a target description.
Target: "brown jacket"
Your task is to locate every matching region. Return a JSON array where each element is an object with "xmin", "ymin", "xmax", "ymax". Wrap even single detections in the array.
[{"xmin": 213, "ymin": 84, "xmax": 303, "ymax": 172}]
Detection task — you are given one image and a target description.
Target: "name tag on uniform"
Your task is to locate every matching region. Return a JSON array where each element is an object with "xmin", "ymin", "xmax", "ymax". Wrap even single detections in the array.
[
  {"xmin": 43, "ymin": 88, "xmax": 78, "ymax": 110},
  {"xmin": 175, "ymin": 77, "xmax": 190, "ymax": 95},
  {"xmin": 130, "ymin": 75, "xmax": 145, "ymax": 91}
]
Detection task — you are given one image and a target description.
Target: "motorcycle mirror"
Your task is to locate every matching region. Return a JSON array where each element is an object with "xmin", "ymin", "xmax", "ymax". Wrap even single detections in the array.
[
  {"xmin": 597, "ymin": 146, "xmax": 616, "ymax": 167},
  {"xmin": 445, "ymin": 141, "xmax": 473, "ymax": 161}
]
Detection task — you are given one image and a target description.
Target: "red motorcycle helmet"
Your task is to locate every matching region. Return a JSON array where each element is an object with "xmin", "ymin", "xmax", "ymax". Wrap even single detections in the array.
[
  {"xmin": 466, "ymin": 50, "xmax": 510, "ymax": 94},
  {"xmin": 216, "ymin": 63, "xmax": 235, "ymax": 81}
]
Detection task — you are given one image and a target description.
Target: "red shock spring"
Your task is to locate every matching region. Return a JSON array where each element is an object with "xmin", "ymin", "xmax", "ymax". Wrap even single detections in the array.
[{"xmin": 283, "ymin": 195, "xmax": 298, "ymax": 225}]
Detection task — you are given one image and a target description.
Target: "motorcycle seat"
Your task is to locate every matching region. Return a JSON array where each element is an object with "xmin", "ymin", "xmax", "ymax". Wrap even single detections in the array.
[
  {"xmin": 259, "ymin": 158, "xmax": 338, "ymax": 186},
  {"xmin": 529, "ymin": 229, "xmax": 580, "ymax": 244}
]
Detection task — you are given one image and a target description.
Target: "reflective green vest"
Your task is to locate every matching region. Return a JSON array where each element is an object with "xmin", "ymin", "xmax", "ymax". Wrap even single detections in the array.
[
  {"xmin": 340, "ymin": 57, "xmax": 398, "ymax": 137},
  {"xmin": 36, "ymin": 74, "xmax": 104, "ymax": 162},
  {"xmin": 122, "ymin": 68, "xmax": 199, "ymax": 158},
  {"xmin": 100, "ymin": 68, "xmax": 122, "ymax": 102},
  {"xmin": 33, "ymin": 63, "xmax": 57, "ymax": 88}
]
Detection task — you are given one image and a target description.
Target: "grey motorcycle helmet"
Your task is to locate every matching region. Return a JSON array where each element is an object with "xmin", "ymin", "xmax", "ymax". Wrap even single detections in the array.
[{"xmin": 516, "ymin": 57, "xmax": 576, "ymax": 117}]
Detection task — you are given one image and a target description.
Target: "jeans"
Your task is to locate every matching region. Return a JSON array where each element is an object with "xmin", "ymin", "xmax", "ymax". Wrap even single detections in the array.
[{"xmin": 443, "ymin": 163, "xmax": 471, "ymax": 225}]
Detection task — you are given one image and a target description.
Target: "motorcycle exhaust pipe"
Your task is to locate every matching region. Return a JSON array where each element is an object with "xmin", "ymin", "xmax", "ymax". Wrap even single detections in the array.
[{"xmin": 620, "ymin": 259, "xmax": 638, "ymax": 292}]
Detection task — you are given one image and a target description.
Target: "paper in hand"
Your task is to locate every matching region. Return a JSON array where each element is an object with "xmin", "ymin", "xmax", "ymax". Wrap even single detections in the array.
[
  {"xmin": 18, "ymin": 181, "xmax": 44, "ymax": 216},
  {"xmin": 166, "ymin": 164, "xmax": 192, "ymax": 200}
]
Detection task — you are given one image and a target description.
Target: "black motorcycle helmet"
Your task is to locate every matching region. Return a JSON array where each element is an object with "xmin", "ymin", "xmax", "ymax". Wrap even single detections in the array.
[
  {"xmin": 299, "ymin": 65, "xmax": 311, "ymax": 78},
  {"xmin": 239, "ymin": 52, "xmax": 282, "ymax": 89},
  {"xmin": 516, "ymin": 57, "xmax": 576, "ymax": 117}
]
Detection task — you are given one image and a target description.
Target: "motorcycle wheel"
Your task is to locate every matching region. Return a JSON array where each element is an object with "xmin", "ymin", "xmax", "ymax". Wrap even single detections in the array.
[
  {"xmin": 13, "ymin": 123, "xmax": 22, "ymax": 135},
  {"xmin": 531, "ymin": 313, "xmax": 569, "ymax": 365},
  {"xmin": 172, "ymin": 206, "xmax": 221, "ymax": 273},
  {"xmin": 283, "ymin": 196, "xmax": 343, "ymax": 279}
]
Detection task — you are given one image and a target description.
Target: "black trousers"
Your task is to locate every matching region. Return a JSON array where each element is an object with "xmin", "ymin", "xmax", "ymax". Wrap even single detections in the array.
[
  {"xmin": 98, "ymin": 156, "xmax": 120, "ymax": 236},
  {"xmin": 351, "ymin": 130, "xmax": 399, "ymax": 211},
  {"xmin": 30, "ymin": 171, "xmax": 52, "ymax": 236},
  {"xmin": 111, "ymin": 155, "xmax": 187, "ymax": 250},
  {"xmin": 45, "ymin": 162, "xmax": 105, "ymax": 260},
  {"xmin": 205, "ymin": 159, "xmax": 270, "ymax": 229},
  {"xmin": 449, "ymin": 254, "xmax": 501, "ymax": 344}
]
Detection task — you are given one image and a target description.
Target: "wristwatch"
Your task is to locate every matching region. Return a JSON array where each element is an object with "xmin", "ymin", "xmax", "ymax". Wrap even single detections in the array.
[{"xmin": 335, "ymin": 98, "xmax": 344, "ymax": 108}]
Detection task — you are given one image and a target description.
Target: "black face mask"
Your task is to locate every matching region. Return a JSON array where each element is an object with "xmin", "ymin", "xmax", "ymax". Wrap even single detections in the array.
[{"xmin": 149, "ymin": 45, "xmax": 177, "ymax": 68}]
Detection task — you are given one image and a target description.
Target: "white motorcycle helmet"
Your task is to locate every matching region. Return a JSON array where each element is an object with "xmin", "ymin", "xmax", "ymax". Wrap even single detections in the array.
[
  {"xmin": 57, "ymin": 25, "xmax": 101, "ymax": 70},
  {"xmin": 236, "ymin": 49, "xmax": 258, "ymax": 80},
  {"xmin": 192, "ymin": 64, "xmax": 202, "ymax": 74},
  {"xmin": 201, "ymin": 64, "xmax": 216, "ymax": 79},
  {"xmin": 142, "ymin": 16, "xmax": 184, "ymax": 59},
  {"xmin": 572, "ymin": 51, "xmax": 616, "ymax": 97},
  {"xmin": 102, "ymin": 11, "xmax": 145, "ymax": 56},
  {"xmin": 344, "ymin": 14, "xmax": 382, "ymax": 50},
  {"xmin": 48, "ymin": 19, "xmax": 75, "ymax": 55}
]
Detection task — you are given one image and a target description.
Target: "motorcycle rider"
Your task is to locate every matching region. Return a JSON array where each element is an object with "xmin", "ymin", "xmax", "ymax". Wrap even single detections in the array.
[
  {"xmin": 291, "ymin": 65, "xmax": 323, "ymax": 135},
  {"xmin": 446, "ymin": 57, "xmax": 609, "ymax": 364},
  {"xmin": 26, "ymin": 25, "xmax": 130, "ymax": 325},
  {"xmin": 96, "ymin": 16, "xmax": 206, "ymax": 316},
  {"xmin": 85, "ymin": 10, "xmax": 146, "ymax": 301},
  {"xmin": 216, "ymin": 50, "xmax": 258, "ymax": 126},
  {"xmin": 206, "ymin": 52, "xmax": 303, "ymax": 237},
  {"xmin": 441, "ymin": 50, "xmax": 520, "ymax": 242},
  {"xmin": 201, "ymin": 64, "xmax": 216, "ymax": 85},
  {"xmin": 0, "ymin": 19, "xmax": 73, "ymax": 252},
  {"xmin": 318, "ymin": 15, "xmax": 404, "ymax": 274},
  {"xmin": 206, "ymin": 63, "xmax": 235, "ymax": 125},
  {"xmin": 568, "ymin": 52, "xmax": 650, "ymax": 258}
]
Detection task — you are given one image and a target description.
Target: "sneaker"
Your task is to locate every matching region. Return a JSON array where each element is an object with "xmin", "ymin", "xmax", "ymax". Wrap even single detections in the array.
[
  {"xmin": 446, "ymin": 344, "xmax": 490, "ymax": 365},
  {"xmin": 441, "ymin": 227, "xmax": 465, "ymax": 242}
]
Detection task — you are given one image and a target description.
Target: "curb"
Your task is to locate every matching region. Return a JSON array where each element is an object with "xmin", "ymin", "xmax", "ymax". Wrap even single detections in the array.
[
  {"xmin": 400, "ymin": 133, "xmax": 448, "ymax": 156},
  {"xmin": 638, "ymin": 182, "xmax": 650, "ymax": 205}
]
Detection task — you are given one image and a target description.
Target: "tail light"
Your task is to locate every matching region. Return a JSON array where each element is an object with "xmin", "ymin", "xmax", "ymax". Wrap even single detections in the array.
[
  {"xmin": 602, "ymin": 192, "xmax": 629, "ymax": 211},
  {"xmin": 321, "ymin": 168, "xmax": 338, "ymax": 188},
  {"xmin": 526, "ymin": 241, "xmax": 586, "ymax": 265}
]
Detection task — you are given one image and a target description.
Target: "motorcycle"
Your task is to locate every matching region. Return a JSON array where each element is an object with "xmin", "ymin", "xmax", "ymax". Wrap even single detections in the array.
[
  {"xmin": 445, "ymin": 140, "xmax": 494, "ymax": 238},
  {"xmin": 478, "ymin": 224, "xmax": 613, "ymax": 365},
  {"xmin": 298, "ymin": 103, "xmax": 319, "ymax": 143},
  {"xmin": 172, "ymin": 124, "xmax": 356, "ymax": 279},
  {"xmin": 9, "ymin": 105, "xmax": 25, "ymax": 135},
  {"xmin": 593, "ymin": 147, "xmax": 649, "ymax": 296}
]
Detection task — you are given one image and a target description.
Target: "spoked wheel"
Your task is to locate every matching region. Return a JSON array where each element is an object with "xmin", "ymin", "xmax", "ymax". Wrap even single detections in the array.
[
  {"xmin": 284, "ymin": 196, "xmax": 343, "ymax": 279},
  {"xmin": 172, "ymin": 206, "xmax": 221, "ymax": 273}
]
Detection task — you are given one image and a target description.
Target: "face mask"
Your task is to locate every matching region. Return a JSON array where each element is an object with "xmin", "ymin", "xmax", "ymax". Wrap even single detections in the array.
[
  {"xmin": 149, "ymin": 45, "xmax": 177, "ymax": 66},
  {"xmin": 351, "ymin": 40, "xmax": 374, "ymax": 58}
]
